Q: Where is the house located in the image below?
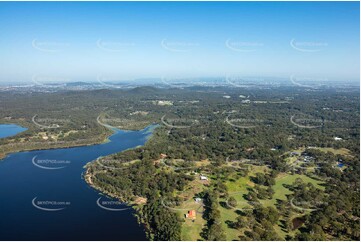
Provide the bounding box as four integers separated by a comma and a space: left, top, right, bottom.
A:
195, 198, 202, 203
334, 137, 343, 141
291, 152, 300, 156
200, 175, 208, 180
185, 210, 196, 220
160, 153, 167, 159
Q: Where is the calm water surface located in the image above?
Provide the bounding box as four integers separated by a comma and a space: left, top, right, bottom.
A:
0, 125, 157, 240
0, 124, 27, 138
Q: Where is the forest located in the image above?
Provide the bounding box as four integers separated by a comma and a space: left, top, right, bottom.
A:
1, 85, 360, 240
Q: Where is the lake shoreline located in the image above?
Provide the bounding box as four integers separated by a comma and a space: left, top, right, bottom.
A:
0, 130, 112, 160
0, 122, 157, 160
0, 123, 157, 240
84, 162, 150, 240
83, 124, 158, 241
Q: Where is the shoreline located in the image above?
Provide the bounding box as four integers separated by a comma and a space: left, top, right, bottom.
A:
0, 130, 113, 160
84, 166, 149, 240
0, 121, 157, 160
83, 124, 158, 241
1, 120, 157, 240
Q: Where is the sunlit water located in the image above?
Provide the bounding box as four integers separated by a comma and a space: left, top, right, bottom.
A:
0, 125, 157, 240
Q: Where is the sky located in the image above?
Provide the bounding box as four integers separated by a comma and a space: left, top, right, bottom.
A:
0, 1, 359, 83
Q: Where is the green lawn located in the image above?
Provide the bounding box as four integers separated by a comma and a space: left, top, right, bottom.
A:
218, 204, 241, 240
175, 178, 207, 240
315, 147, 351, 156
221, 166, 325, 240
261, 173, 325, 208
181, 213, 206, 241
219, 165, 269, 240
179, 163, 326, 241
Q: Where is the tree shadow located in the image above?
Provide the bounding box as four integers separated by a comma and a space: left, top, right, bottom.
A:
279, 219, 288, 232
225, 220, 236, 229
219, 201, 229, 209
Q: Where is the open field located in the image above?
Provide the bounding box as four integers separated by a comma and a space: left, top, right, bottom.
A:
218, 164, 325, 240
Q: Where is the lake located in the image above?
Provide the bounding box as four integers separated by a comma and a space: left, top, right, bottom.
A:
0, 124, 27, 138
0, 124, 157, 240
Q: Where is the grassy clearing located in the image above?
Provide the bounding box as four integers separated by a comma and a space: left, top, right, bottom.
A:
177, 161, 325, 241
174, 178, 207, 240
218, 205, 241, 240
262, 173, 325, 239
314, 147, 351, 156
286, 147, 351, 156
260, 173, 325, 208
181, 215, 206, 241
220, 164, 325, 240
217, 165, 270, 240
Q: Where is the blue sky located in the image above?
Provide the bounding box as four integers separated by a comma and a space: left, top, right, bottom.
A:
0, 1, 359, 83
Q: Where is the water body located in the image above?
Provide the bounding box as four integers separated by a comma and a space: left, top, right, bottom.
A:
0, 124, 27, 138
0, 125, 157, 240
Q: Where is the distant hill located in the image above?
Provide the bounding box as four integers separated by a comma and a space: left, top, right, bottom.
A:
127, 86, 160, 94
